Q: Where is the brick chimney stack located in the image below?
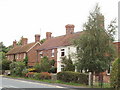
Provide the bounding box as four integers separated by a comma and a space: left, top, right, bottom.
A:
46, 32, 52, 40
13, 40, 17, 47
22, 38, 28, 45
35, 34, 40, 42
65, 24, 75, 35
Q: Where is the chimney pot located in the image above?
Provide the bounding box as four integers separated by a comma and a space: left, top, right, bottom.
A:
35, 34, 40, 42
22, 38, 28, 45
65, 24, 75, 35
46, 32, 52, 40
13, 40, 17, 47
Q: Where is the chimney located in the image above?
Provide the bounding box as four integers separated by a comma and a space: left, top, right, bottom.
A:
46, 32, 52, 40
22, 38, 28, 45
65, 24, 75, 35
13, 40, 17, 47
35, 34, 40, 42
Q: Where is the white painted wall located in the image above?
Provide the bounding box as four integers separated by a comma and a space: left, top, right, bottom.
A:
57, 45, 77, 73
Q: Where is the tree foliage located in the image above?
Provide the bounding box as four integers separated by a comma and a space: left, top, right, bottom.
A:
23, 56, 28, 67
10, 61, 26, 76
110, 58, 120, 88
61, 55, 75, 71
73, 4, 116, 73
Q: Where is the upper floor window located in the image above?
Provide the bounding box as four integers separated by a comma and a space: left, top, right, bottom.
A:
39, 51, 43, 58
61, 49, 65, 57
51, 49, 54, 57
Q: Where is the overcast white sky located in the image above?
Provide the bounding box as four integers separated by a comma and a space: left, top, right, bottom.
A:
0, 0, 119, 46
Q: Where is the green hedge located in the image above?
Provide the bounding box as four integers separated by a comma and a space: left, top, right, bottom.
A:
110, 58, 120, 88
57, 71, 88, 85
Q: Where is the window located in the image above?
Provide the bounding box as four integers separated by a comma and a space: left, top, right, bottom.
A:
106, 65, 111, 75
51, 49, 54, 57
61, 65, 65, 71
24, 53, 26, 59
61, 49, 65, 57
39, 51, 43, 58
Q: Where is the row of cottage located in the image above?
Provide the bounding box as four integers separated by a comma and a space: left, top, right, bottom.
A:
6, 24, 120, 74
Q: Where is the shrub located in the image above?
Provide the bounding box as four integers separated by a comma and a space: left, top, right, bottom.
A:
48, 67, 57, 73
40, 56, 51, 72
25, 72, 34, 78
22, 68, 29, 77
110, 58, 120, 88
57, 71, 88, 85
39, 72, 51, 80
2, 59, 12, 70
34, 63, 41, 73
28, 68, 36, 72
34, 73, 41, 80
10, 61, 26, 76
61, 55, 75, 71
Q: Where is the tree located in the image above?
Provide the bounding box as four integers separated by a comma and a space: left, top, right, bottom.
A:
40, 56, 51, 72
40, 39, 46, 44
23, 56, 28, 67
61, 55, 75, 71
73, 4, 116, 86
110, 58, 120, 89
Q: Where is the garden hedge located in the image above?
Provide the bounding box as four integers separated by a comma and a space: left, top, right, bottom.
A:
57, 71, 88, 85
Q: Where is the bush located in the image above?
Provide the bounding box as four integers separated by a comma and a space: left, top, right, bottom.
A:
110, 58, 120, 88
34, 73, 41, 80
48, 67, 57, 73
34, 63, 41, 73
10, 61, 26, 76
25, 72, 34, 78
22, 68, 29, 77
2, 59, 12, 70
40, 72, 51, 80
57, 71, 88, 85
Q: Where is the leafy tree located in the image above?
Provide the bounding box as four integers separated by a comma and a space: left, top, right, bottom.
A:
2, 59, 12, 70
49, 59, 55, 66
61, 55, 75, 71
73, 4, 116, 86
110, 58, 120, 89
17, 36, 23, 45
23, 56, 28, 67
10, 61, 26, 76
40, 56, 51, 72
40, 38, 46, 44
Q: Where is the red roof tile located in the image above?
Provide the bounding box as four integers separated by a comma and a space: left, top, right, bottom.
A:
6, 42, 36, 55
38, 32, 83, 50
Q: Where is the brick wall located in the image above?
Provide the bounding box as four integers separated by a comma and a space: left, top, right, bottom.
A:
38, 48, 57, 67
27, 43, 40, 66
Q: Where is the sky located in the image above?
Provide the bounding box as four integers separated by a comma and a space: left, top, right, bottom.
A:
0, 0, 119, 46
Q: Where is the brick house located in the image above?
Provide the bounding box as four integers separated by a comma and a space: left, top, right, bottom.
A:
37, 24, 83, 72
6, 34, 41, 67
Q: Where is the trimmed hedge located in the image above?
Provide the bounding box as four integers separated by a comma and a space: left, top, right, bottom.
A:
57, 71, 88, 85
110, 58, 120, 88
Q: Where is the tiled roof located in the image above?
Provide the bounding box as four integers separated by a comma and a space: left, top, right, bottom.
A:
6, 42, 36, 55
37, 32, 83, 50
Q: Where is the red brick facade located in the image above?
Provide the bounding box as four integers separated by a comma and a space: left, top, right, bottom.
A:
37, 48, 57, 67
6, 34, 41, 67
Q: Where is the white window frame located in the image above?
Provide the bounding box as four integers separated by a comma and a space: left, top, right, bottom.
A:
61, 49, 65, 57
39, 51, 43, 58
51, 49, 54, 57
24, 53, 26, 59
106, 65, 111, 75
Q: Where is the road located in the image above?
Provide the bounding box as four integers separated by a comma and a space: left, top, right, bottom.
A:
1, 76, 67, 89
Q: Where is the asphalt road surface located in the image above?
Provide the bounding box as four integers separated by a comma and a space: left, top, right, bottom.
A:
1, 76, 67, 89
